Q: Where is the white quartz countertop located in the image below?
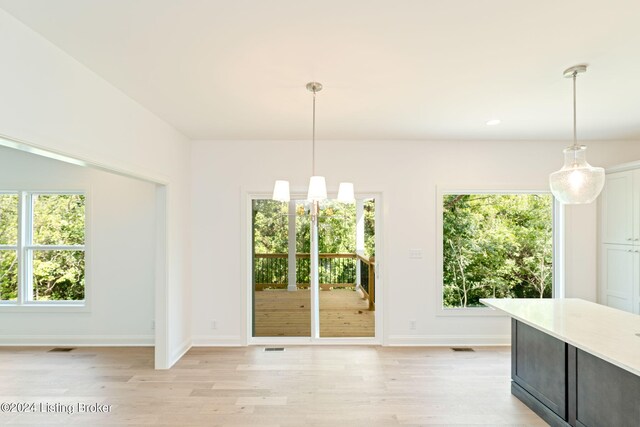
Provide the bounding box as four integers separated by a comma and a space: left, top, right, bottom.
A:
480, 298, 640, 377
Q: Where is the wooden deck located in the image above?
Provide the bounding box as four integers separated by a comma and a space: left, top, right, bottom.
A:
254, 289, 374, 337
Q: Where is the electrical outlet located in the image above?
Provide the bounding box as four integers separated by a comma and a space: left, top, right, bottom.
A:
211, 320, 217, 330
409, 249, 423, 259
410, 320, 417, 330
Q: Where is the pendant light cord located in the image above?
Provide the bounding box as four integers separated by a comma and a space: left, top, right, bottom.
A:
312, 88, 316, 176
572, 71, 578, 148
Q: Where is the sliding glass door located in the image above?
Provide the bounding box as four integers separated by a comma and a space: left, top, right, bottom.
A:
251, 197, 377, 339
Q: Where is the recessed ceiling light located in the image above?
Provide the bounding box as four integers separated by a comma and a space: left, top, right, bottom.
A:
486, 119, 501, 126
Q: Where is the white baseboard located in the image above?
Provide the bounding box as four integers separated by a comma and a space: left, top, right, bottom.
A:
0, 334, 154, 346
191, 335, 243, 347
190, 334, 509, 347
169, 337, 192, 366
386, 334, 510, 346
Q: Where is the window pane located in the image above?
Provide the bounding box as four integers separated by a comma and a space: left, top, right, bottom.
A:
0, 250, 18, 301
364, 198, 375, 257
33, 194, 85, 245
32, 250, 85, 301
442, 194, 553, 308
0, 194, 18, 245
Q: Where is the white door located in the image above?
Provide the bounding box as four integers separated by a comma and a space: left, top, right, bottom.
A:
601, 171, 635, 245
601, 244, 636, 313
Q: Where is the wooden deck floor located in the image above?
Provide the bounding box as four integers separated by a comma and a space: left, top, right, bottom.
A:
254, 289, 374, 337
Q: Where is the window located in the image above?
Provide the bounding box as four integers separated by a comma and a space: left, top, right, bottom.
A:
441, 193, 553, 308
0, 192, 85, 305
0, 194, 19, 301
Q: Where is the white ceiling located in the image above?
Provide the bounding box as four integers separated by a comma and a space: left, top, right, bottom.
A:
2, 0, 640, 141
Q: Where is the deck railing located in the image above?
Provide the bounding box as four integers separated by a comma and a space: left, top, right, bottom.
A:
254, 252, 375, 309
254, 253, 356, 288
357, 252, 376, 310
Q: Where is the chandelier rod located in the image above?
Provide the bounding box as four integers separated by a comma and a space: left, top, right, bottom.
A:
312, 87, 316, 176
572, 70, 578, 148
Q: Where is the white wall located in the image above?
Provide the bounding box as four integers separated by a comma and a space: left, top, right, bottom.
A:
190, 139, 640, 345
1, 5, 637, 357
0, 147, 156, 344
0, 9, 191, 367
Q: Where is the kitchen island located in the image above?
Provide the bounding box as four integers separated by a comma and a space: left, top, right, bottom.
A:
481, 298, 640, 427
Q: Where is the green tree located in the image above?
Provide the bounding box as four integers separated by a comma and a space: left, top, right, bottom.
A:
252, 198, 376, 287
0, 193, 85, 301
318, 200, 356, 253
364, 199, 375, 257
252, 200, 288, 254
443, 194, 553, 308
32, 194, 86, 300
0, 194, 19, 300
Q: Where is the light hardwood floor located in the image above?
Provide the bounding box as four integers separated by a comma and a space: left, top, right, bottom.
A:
254, 289, 374, 337
0, 346, 545, 426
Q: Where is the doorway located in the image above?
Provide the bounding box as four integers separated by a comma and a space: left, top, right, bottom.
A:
249, 195, 380, 342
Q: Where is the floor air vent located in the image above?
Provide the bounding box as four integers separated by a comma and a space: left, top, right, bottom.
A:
264, 347, 285, 352
48, 347, 75, 352
451, 347, 474, 352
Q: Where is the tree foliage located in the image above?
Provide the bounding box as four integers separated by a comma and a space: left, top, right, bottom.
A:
0, 194, 18, 300
33, 194, 85, 300
252, 198, 375, 286
252, 200, 289, 254
363, 199, 375, 257
443, 194, 553, 308
0, 193, 85, 301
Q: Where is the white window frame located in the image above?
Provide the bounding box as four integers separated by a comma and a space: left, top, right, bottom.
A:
436, 186, 564, 317
0, 190, 87, 310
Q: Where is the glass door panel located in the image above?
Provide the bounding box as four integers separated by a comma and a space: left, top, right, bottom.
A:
318, 198, 376, 337
252, 199, 310, 337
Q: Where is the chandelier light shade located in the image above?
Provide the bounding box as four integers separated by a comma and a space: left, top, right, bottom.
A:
307, 176, 327, 201
337, 182, 355, 203
549, 146, 605, 204
272, 180, 290, 202
549, 64, 605, 204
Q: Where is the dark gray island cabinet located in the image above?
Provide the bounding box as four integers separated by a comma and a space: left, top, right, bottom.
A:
481, 298, 640, 427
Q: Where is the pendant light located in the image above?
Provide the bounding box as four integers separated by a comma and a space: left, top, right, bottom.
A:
549, 65, 605, 204
272, 82, 355, 204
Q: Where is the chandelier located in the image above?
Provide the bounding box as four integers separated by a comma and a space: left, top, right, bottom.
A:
272, 82, 354, 204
